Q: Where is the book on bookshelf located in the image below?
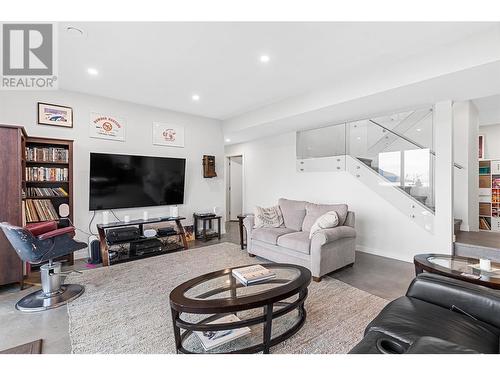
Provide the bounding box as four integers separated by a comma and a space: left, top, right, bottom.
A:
479, 217, 491, 230
24, 199, 59, 222
26, 187, 68, 197
232, 265, 276, 286
26, 167, 68, 182
194, 314, 251, 351
25, 146, 69, 163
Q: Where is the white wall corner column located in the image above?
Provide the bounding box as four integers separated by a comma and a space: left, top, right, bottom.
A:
453, 101, 479, 231
434, 100, 454, 253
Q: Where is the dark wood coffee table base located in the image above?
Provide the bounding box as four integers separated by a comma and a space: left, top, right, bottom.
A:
171, 289, 308, 354
170, 264, 311, 354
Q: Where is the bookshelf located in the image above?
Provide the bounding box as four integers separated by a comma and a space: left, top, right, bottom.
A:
0, 125, 74, 288
478, 159, 500, 231
23, 137, 74, 267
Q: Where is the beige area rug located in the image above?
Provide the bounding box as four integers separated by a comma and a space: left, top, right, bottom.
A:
66, 242, 388, 354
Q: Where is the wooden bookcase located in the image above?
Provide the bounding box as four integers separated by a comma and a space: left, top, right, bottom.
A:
0, 125, 26, 287
478, 159, 500, 231
0, 124, 74, 287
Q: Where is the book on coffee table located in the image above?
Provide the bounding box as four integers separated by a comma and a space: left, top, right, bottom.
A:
194, 314, 251, 351
232, 265, 276, 286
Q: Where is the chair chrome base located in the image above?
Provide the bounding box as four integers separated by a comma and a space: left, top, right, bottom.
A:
16, 284, 84, 312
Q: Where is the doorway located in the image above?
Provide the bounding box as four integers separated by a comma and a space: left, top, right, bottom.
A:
226, 155, 243, 221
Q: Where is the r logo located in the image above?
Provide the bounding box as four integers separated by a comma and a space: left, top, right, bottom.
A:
2, 24, 53, 76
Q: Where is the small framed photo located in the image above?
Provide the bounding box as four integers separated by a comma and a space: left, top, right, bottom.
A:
38, 102, 73, 128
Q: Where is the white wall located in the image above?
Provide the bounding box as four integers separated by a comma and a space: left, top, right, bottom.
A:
453, 101, 479, 231
480, 123, 500, 160
228, 156, 243, 220
225, 132, 440, 262
0, 90, 225, 258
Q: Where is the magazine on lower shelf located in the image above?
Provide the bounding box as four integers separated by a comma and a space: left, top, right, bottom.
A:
232, 265, 276, 286
194, 314, 251, 351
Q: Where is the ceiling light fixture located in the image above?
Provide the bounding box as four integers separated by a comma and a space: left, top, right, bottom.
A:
416, 128, 422, 132
259, 55, 270, 63
87, 68, 99, 76
225, 138, 231, 142
192, 94, 200, 101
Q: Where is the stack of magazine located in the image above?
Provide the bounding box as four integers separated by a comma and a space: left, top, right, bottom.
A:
194, 314, 251, 351
232, 265, 276, 286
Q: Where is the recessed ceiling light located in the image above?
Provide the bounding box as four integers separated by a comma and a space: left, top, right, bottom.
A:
87, 67, 98, 76
225, 138, 231, 142
192, 94, 200, 101
416, 128, 422, 132
259, 55, 270, 63
66, 26, 84, 37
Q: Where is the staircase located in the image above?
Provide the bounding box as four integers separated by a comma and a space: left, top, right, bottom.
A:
357, 157, 432, 210
296, 107, 438, 233
297, 154, 435, 233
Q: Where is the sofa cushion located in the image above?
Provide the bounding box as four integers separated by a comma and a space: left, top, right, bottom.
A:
302, 203, 348, 232
278, 198, 307, 231
251, 227, 295, 245
277, 231, 311, 255
366, 296, 500, 354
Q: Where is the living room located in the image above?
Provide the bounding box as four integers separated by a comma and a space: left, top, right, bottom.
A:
1, 1, 500, 373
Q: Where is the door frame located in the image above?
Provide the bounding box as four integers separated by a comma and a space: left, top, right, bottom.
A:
225, 154, 245, 222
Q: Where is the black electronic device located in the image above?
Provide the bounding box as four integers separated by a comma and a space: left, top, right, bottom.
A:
106, 226, 141, 244
89, 152, 186, 210
157, 227, 177, 236
194, 212, 216, 218
88, 237, 102, 264
130, 238, 163, 256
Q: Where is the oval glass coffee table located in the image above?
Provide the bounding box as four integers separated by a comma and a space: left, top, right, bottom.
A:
169, 263, 311, 354
414, 254, 500, 289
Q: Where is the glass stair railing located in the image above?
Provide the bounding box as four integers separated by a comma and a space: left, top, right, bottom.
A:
346, 115, 435, 212
296, 106, 441, 212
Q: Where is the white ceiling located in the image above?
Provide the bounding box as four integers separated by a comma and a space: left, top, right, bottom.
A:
58, 22, 498, 120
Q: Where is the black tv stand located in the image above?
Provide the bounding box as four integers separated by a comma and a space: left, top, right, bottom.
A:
96, 216, 188, 266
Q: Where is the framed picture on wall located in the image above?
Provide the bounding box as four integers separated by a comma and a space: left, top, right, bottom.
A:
479, 134, 485, 159
37, 102, 73, 128
152, 122, 185, 148
90, 112, 126, 142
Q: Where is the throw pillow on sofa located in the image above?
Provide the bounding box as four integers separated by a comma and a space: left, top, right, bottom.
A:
302, 202, 348, 232
309, 211, 339, 239
254, 205, 284, 228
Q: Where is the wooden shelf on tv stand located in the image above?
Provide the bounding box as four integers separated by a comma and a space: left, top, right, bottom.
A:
96, 216, 188, 267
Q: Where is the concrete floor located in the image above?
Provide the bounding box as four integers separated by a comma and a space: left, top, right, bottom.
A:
0, 222, 414, 353
456, 230, 500, 248
454, 230, 500, 262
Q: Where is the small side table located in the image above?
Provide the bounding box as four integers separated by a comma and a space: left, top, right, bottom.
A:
237, 214, 247, 250
193, 214, 222, 242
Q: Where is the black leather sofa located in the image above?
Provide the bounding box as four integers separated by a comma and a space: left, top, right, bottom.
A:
350, 273, 500, 354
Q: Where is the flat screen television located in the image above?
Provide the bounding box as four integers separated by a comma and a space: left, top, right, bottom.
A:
89, 152, 186, 210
